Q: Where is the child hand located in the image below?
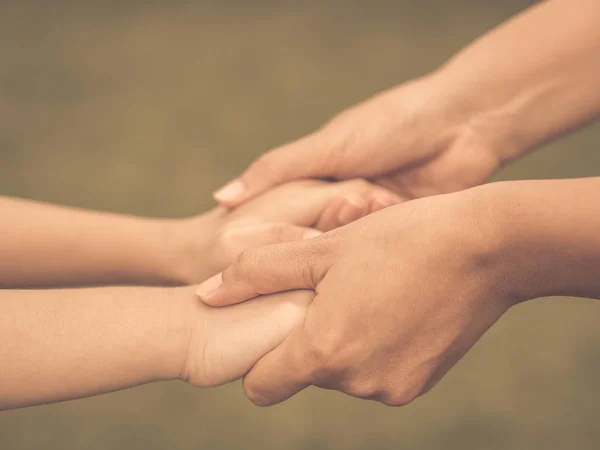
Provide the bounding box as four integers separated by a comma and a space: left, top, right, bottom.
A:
177, 179, 401, 282
178, 287, 314, 388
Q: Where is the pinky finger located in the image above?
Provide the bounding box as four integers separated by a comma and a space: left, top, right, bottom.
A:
314, 197, 348, 232
367, 191, 403, 215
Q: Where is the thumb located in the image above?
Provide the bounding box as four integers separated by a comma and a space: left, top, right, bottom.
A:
213, 133, 331, 207
242, 325, 312, 406
196, 238, 330, 307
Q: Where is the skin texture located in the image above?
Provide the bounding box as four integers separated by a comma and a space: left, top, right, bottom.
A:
213, 0, 600, 206
0, 179, 399, 288
0, 285, 313, 410
0, 179, 393, 410
190, 179, 401, 282
198, 178, 600, 406
198, 0, 600, 407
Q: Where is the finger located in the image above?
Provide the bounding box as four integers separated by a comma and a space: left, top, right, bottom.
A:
230, 223, 323, 249
314, 197, 346, 231
316, 188, 404, 231
196, 239, 329, 307
242, 327, 312, 406
213, 133, 330, 207
336, 194, 369, 227
315, 195, 367, 231
367, 190, 403, 215
200, 290, 313, 388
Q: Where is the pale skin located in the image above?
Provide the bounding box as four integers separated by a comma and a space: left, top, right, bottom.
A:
0, 179, 398, 288
214, 0, 600, 205
0, 286, 313, 410
0, 179, 397, 410
200, 0, 600, 406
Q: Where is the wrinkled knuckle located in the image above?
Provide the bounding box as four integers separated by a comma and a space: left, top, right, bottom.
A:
303, 235, 339, 266
231, 248, 258, 279
235, 247, 255, 267
270, 245, 322, 288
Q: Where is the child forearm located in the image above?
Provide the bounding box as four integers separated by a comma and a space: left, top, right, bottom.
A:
0, 196, 198, 287
0, 285, 313, 410
0, 286, 190, 410
0, 180, 397, 288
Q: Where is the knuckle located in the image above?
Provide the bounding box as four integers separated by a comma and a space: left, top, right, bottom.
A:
224, 248, 258, 283
303, 331, 348, 385
269, 244, 322, 288
304, 233, 340, 266
216, 227, 242, 259
235, 247, 257, 269
304, 337, 337, 376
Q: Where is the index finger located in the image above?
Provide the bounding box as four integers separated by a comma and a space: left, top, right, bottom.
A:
213, 133, 330, 207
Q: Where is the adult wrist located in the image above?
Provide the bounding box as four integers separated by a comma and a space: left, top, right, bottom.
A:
470, 179, 600, 303
426, 65, 531, 167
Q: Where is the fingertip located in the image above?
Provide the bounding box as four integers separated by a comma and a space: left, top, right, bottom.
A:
243, 382, 274, 407
338, 194, 368, 225
368, 192, 399, 214
213, 179, 249, 206
368, 196, 388, 214
302, 228, 323, 240
195, 273, 223, 304
242, 363, 306, 407
314, 197, 347, 232
241, 328, 311, 406
345, 193, 368, 209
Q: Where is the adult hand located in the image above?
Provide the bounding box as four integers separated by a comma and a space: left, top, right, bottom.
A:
175, 179, 400, 284
198, 185, 516, 406
214, 0, 600, 208
200, 178, 600, 406
213, 74, 501, 206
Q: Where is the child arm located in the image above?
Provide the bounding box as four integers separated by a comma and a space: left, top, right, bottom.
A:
0, 286, 311, 410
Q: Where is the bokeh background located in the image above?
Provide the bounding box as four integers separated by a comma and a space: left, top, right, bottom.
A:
1, 1, 600, 449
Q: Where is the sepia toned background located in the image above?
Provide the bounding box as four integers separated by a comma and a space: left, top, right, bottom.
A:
2, 1, 600, 449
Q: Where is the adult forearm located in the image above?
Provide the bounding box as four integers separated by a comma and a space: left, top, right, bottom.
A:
0, 286, 190, 410
435, 0, 600, 163
476, 178, 600, 302
0, 196, 197, 287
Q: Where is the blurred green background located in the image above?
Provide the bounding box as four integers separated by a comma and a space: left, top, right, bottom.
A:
1, 1, 600, 449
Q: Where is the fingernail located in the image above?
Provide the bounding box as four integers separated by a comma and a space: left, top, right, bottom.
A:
213, 179, 246, 203
338, 195, 365, 224
345, 194, 366, 209
302, 229, 323, 240
196, 273, 223, 299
